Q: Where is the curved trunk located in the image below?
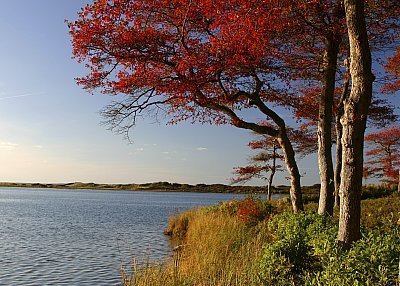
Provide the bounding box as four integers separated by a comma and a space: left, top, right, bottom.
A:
339, 0, 374, 248
317, 38, 340, 216
267, 148, 277, 201
204, 83, 304, 213
277, 130, 304, 212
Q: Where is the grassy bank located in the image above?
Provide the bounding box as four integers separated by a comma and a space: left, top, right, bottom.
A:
123, 190, 400, 285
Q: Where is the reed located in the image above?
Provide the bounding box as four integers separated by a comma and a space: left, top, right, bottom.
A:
123, 205, 271, 285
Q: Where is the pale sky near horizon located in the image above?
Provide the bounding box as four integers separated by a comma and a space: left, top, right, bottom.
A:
0, 1, 396, 186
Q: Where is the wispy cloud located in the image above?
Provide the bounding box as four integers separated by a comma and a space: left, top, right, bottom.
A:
196, 147, 208, 152
135, 148, 144, 151
196, 147, 208, 151
0, 92, 42, 101
0, 141, 19, 150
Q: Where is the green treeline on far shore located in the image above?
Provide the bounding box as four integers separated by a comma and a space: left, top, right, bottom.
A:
0, 182, 396, 201
0, 181, 297, 194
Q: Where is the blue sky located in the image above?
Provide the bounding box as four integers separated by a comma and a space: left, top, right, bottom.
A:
0, 0, 393, 186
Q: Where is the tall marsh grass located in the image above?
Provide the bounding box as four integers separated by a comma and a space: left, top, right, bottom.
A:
123, 194, 400, 286
123, 200, 274, 285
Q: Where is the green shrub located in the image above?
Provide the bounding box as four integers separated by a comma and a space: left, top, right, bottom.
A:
259, 212, 337, 285
361, 196, 400, 229
259, 211, 400, 286
304, 228, 400, 286
362, 184, 396, 200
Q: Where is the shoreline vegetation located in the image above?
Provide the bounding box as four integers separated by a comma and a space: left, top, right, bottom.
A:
124, 185, 400, 285
0, 182, 394, 203
0, 181, 297, 194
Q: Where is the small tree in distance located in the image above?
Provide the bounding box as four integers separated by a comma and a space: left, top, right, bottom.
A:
231, 136, 283, 201
364, 126, 400, 186
232, 128, 317, 200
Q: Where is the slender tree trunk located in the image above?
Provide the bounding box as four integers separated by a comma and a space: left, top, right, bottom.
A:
318, 38, 340, 216
334, 117, 343, 208
338, 0, 374, 248
335, 61, 350, 208
398, 169, 400, 193
267, 146, 277, 201
267, 178, 272, 201
278, 130, 304, 212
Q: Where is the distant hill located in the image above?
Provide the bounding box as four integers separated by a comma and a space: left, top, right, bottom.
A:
0, 181, 301, 194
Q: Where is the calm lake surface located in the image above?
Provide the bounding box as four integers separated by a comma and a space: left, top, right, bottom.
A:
0, 187, 282, 285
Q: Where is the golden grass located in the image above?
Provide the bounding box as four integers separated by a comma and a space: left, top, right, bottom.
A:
124, 208, 269, 285
123, 194, 400, 286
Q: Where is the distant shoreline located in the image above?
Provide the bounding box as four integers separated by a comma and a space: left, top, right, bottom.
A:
0, 181, 304, 194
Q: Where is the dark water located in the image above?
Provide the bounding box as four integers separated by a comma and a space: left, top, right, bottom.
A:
0, 188, 281, 285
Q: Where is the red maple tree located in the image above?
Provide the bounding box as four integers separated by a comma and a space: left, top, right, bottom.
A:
68, 0, 397, 245
68, 0, 309, 212
364, 126, 400, 186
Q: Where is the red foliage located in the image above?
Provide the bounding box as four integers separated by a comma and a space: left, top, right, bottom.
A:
68, 1, 288, 119
384, 38, 400, 93
236, 197, 267, 225
68, 1, 399, 125
364, 126, 400, 185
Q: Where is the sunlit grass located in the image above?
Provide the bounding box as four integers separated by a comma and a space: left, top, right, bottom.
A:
122, 190, 400, 286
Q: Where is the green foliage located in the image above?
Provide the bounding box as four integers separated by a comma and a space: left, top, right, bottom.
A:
361, 195, 400, 229
259, 211, 400, 286
304, 228, 400, 286
259, 212, 337, 285
362, 184, 396, 200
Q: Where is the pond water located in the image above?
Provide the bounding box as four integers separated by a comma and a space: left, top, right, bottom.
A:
0, 187, 282, 285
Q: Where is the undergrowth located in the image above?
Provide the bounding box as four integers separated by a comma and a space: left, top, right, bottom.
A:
123, 193, 400, 286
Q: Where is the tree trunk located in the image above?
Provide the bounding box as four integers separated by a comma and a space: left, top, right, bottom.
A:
334, 116, 343, 208
267, 178, 272, 201
278, 130, 304, 212
334, 60, 350, 208
338, 0, 374, 248
318, 38, 340, 216
207, 83, 304, 213
398, 169, 400, 193
267, 147, 277, 201
334, 115, 342, 208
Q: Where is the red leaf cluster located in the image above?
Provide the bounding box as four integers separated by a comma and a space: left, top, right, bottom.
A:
236, 197, 267, 225
364, 126, 400, 185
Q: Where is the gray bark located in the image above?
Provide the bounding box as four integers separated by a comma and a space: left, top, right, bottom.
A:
318, 38, 340, 216
338, 0, 374, 248
277, 130, 304, 213
334, 120, 343, 208
334, 60, 350, 208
